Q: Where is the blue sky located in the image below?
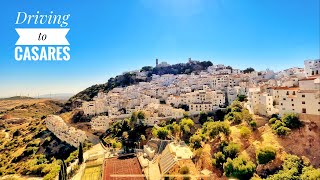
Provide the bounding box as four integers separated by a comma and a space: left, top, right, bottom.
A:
0, 0, 319, 97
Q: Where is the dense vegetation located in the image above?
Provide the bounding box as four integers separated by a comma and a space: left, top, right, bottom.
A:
266, 155, 320, 180
269, 113, 302, 136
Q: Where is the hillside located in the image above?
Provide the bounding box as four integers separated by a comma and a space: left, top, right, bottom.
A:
62, 60, 213, 112
0, 99, 90, 180
0, 96, 34, 100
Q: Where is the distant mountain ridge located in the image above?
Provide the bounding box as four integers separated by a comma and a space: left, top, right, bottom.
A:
0, 96, 34, 100
36, 93, 74, 100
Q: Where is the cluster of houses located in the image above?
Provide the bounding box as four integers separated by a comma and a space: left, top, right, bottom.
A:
45, 115, 87, 147
81, 59, 320, 132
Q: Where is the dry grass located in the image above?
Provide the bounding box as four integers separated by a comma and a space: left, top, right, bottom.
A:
82, 165, 102, 180
0, 99, 49, 113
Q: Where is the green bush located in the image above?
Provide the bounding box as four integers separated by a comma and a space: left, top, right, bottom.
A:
212, 151, 225, 169
282, 113, 302, 129
223, 142, 240, 159
225, 112, 242, 124
269, 118, 278, 124
202, 121, 230, 139
267, 154, 302, 180
271, 120, 285, 130
223, 156, 256, 179
256, 146, 276, 164
301, 166, 320, 180
274, 126, 291, 136
240, 126, 252, 139
249, 120, 257, 129
199, 112, 208, 125
189, 134, 203, 149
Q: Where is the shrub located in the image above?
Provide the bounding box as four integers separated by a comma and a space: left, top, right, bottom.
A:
199, 112, 208, 125
241, 109, 253, 122
301, 166, 320, 180
240, 126, 252, 139
223, 156, 256, 179
237, 95, 247, 102
189, 134, 203, 149
271, 120, 285, 130
267, 154, 303, 180
223, 142, 240, 159
202, 121, 230, 139
225, 112, 242, 124
269, 118, 278, 124
275, 126, 291, 136
212, 152, 225, 169
256, 146, 276, 164
250, 120, 257, 130
282, 113, 302, 129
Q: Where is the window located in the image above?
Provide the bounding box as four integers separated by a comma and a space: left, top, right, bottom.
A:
292, 91, 296, 95
286, 91, 289, 95
302, 94, 305, 98
292, 104, 294, 106
302, 101, 305, 104
291, 99, 293, 101
283, 98, 286, 100
302, 108, 306, 113
281, 103, 283, 105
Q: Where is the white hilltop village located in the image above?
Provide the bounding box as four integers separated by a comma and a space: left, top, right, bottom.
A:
44, 58, 320, 179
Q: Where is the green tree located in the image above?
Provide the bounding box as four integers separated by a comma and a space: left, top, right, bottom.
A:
225, 112, 242, 124
274, 126, 291, 136
172, 122, 181, 138
78, 142, 83, 165
282, 113, 302, 129
179, 118, 194, 134
223, 156, 256, 179
240, 126, 252, 139
189, 134, 203, 149
301, 166, 320, 180
202, 121, 230, 139
157, 127, 169, 140
212, 151, 226, 169
237, 95, 247, 102
267, 154, 303, 180
223, 142, 240, 159
269, 117, 278, 124
256, 146, 276, 164
59, 159, 67, 180
199, 112, 208, 125
249, 120, 257, 130
243, 67, 255, 74
137, 111, 145, 119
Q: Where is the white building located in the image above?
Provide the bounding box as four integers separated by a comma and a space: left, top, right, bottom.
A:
304, 59, 320, 77
45, 115, 87, 147
90, 116, 110, 132
277, 76, 320, 117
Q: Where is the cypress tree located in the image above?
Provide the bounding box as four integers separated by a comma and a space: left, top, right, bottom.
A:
78, 142, 84, 164
59, 159, 67, 180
